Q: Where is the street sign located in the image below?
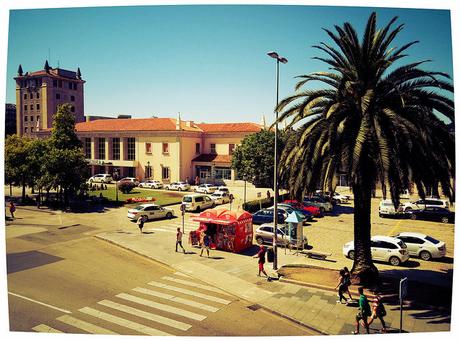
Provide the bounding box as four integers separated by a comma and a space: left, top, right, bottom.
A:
180, 203, 186, 212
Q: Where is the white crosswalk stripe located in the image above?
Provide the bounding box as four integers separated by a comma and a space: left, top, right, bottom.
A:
148, 281, 231, 305
56, 315, 118, 334
98, 299, 192, 331
79, 306, 172, 336
32, 324, 63, 333
116, 293, 207, 321
132, 287, 219, 313
174, 271, 191, 278
161, 276, 230, 296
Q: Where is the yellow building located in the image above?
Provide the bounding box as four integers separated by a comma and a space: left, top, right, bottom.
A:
76, 116, 262, 184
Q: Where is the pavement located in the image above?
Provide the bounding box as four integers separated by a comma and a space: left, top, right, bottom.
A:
95, 217, 451, 335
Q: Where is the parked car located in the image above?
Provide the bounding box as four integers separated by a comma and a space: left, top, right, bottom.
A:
315, 190, 350, 204
282, 199, 322, 217
252, 208, 286, 225
303, 196, 333, 213
400, 198, 449, 212
210, 191, 230, 205
343, 236, 409, 266
165, 182, 191, 191
182, 194, 215, 212
379, 199, 403, 217
254, 223, 308, 248
138, 180, 163, 189
119, 177, 140, 186
217, 186, 230, 194
127, 203, 174, 221
195, 184, 218, 194
275, 204, 313, 222
404, 207, 454, 223
393, 232, 446, 261
88, 174, 113, 184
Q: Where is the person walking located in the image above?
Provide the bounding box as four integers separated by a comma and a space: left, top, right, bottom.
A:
343, 267, 353, 301
200, 232, 211, 257
176, 228, 186, 253
253, 245, 268, 277
368, 295, 387, 333
353, 287, 371, 334
335, 269, 348, 304
9, 201, 16, 219
136, 215, 146, 233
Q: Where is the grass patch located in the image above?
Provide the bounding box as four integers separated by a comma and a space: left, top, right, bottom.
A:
89, 187, 185, 206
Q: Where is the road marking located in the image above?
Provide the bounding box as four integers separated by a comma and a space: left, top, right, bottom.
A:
56, 315, 118, 334
79, 306, 171, 336
148, 282, 231, 305
133, 287, 219, 312
161, 276, 230, 295
8, 292, 72, 314
174, 272, 191, 278
98, 299, 191, 331
116, 293, 206, 321
32, 324, 63, 333
389, 218, 403, 236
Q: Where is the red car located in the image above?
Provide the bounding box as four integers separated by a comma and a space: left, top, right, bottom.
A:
282, 199, 322, 217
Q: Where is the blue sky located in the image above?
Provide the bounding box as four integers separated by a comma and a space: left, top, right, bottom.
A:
5, 5, 453, 123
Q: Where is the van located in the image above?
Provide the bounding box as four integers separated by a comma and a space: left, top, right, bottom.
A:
182, 194, 215, 212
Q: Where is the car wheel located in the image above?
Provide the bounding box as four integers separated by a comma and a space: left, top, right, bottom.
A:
211, 203, 216, 208
348, 250, 355, 260
379, 213, 383, 218
389, 256, 401, 266
256, 237, 264, 245
420, 250, 432, 261
441, 216, 449, 224
166, 212, 173, 219
410, 214, 417, 220
196, 206, 201, 212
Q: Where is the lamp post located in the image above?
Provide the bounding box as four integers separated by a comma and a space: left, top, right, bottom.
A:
114, 169, 119, 203
267, 51, 288, 270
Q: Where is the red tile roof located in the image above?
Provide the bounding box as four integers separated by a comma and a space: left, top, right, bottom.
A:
197, 122, 262, 133
192, 154, 232, 163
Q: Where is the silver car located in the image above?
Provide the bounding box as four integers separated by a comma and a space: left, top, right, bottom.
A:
394, 232, 446, 261
254, 223, 308, 248
127, 204, 175, 221
210, 191, 230, 205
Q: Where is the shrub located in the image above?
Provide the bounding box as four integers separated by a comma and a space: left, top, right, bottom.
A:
118, 181, 136, 194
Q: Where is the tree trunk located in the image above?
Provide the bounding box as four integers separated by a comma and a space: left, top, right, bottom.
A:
351, 182, 379, 286
22, 183, 26, 201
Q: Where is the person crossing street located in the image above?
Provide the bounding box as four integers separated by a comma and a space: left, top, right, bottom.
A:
175, 228, 186, 253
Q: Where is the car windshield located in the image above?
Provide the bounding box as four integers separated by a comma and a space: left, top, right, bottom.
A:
183, 197, 192, 202
134, 205, 144, 211
425, 236, 440, 244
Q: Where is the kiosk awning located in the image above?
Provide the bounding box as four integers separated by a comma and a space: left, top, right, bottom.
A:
191, 217, 235, 225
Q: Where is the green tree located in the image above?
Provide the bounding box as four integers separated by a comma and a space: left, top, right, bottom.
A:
232, 129, 288, 188
275, 13, 454, 284
5, 135, 31, 200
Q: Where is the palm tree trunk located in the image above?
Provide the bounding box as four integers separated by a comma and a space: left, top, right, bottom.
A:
351, 182, 379, 285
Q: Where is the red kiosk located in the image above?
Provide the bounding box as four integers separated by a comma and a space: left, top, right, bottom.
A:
189, 208, 253, 253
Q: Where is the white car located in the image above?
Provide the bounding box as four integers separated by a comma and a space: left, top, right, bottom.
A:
138, 180, 163, 189
400, 198, 448, 212
393, 232, 446, 261
379, 199, 403, 217
217, 186, 230, 194
182, 194, 215, 212
119, 177, 140, 186
343, 236, 410, 266
195, 184, 218, 194
254, 223, 308, 248
303, 196, 333, 212
210, 191, 230, 205
127, 204, 175, 221
88, 174, 113, 183
165, 182, 191, 191
315, 190, 350, 204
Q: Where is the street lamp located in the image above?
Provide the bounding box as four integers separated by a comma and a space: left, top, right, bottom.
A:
114, 169, 119, 203
267, 51, 288, 271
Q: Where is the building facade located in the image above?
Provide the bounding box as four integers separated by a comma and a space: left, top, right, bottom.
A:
14, 61, 85, 136
75, 117, 262, 184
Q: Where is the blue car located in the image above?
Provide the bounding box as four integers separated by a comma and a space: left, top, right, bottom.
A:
404, 207, 454, 224
252, 208, 286, 225
277, 203, 313, 221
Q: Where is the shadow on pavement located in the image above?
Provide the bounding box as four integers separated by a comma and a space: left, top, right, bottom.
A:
7, 251, 64, 274
328, 205, 354, 216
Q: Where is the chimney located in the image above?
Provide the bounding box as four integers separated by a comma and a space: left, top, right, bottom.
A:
176, 112, 181, 130
186, 120, 194, 128
18, 64, 23, 76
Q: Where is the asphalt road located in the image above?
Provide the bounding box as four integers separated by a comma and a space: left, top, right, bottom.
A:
6, 207, 313, 336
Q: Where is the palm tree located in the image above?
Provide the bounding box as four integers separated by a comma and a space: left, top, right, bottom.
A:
276, 12, 454, 284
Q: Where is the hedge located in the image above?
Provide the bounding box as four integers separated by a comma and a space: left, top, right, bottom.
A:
242, 193, 290, 213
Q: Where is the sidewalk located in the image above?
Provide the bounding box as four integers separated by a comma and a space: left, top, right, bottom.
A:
95, 227, 450, 335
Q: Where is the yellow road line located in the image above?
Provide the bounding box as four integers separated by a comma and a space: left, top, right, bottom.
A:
388, 218, 403, 236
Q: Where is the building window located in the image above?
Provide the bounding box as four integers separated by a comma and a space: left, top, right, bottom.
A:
112, 138, 120, 160
31, 127, 34, 132
162, 166, 170, 180
84, 138, 91, 158
162, 142, 169, 154
71, 106, 75, 112
73, 83, 77, 90
24, 93, 27, 99
127, 138, 136, 160
30, 115, 34, 121
210, 143, 216, 154
24, 127, 28, 133
196, 143, 200, 154
36, 115, 40, 122
98, 138, 106, 160
229, 144, 235, 155
215, 168, 232, 180
71, 95, 75, 101
36, 92, 40, 99
36, 104, 40, 110
145, 142, 152, 154
29, 105, 34, 112
68, 82, 73, 89
58, 80, 62, 88
24, 116, 28, 122
53, 80, 57, 87
24, 105, 27, 111
56, 93, 61, 100
30, 93, 33, 99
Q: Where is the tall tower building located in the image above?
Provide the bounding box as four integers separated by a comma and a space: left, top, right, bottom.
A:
14, 61, 85, 136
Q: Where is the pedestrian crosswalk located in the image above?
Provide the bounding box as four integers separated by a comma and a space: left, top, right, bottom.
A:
145, 220, 198, 234
31, 272, 234, 336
